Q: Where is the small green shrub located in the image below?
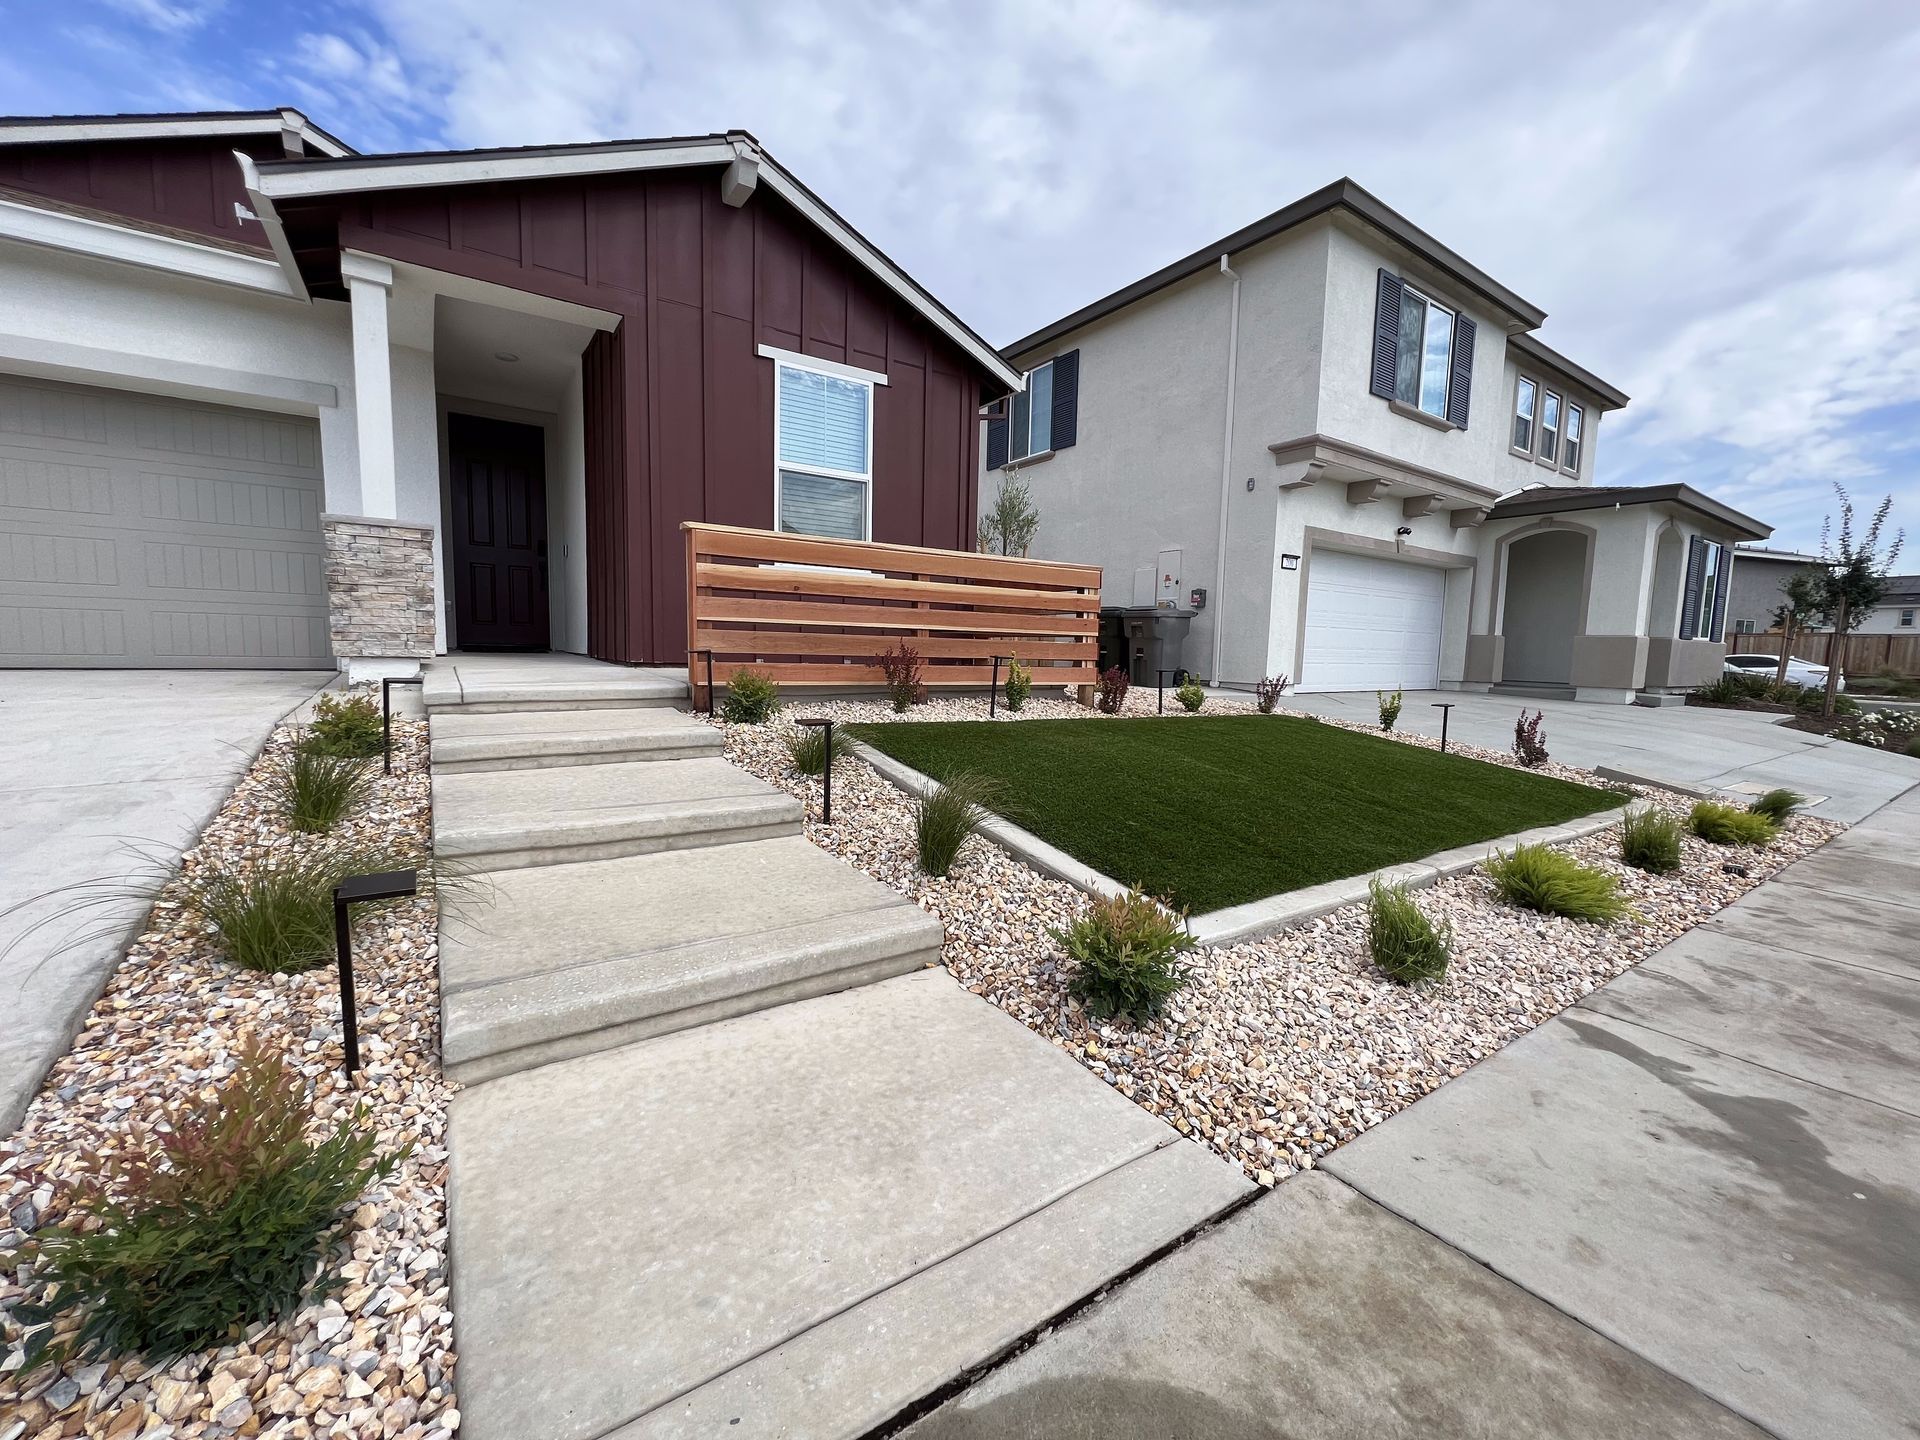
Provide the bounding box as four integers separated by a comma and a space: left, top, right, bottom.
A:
270, 748, 376, 834
1748, 788, 1805, 824
1794, 685, 1857, 715
1003, 655, 1032, 713
1484, 843, 1629, 923
878, 641, 927, 712
12, 1044, 405, 1371
1688, 801, 1777, 847
1619, 808, 1683, 875
1366, 878, 1451, 984
184, 841, 445, 973
785, 723, 850, 776
914, 772, 1002, 877
1254, 674, 1290, 714
1377, 689, 1403, 731
720, 669, 781, 724
1095, 666, 1130, 715
1908, 734, 1920, 758
303, 691, 383, 759
1056, 891, 1194, 1022
1174, 678, 1206, 712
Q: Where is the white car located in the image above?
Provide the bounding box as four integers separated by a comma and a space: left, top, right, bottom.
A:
1723, 653, 1843, 692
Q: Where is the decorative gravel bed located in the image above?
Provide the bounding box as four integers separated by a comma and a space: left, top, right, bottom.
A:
717, 688, 1840, 1187
0, 713, 458, 1440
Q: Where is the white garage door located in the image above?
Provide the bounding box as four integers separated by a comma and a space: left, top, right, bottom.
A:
1299, 549, 1445, 691
0, 375, 332, 669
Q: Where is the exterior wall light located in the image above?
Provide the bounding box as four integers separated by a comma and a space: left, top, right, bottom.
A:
1281, 554, 1301, 571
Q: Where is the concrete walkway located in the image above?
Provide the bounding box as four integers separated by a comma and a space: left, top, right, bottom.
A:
1285, 689, 1917, 821
909, 784, 1920, 1439
0, 670, 325, 1135
430, 656, 1253, 1439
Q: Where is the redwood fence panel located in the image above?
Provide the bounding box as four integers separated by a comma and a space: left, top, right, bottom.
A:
684, 522, 1102, 707
1727, 630, 1920, 677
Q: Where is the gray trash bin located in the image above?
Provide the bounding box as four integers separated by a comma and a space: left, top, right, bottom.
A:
1116, 607, 1195, 686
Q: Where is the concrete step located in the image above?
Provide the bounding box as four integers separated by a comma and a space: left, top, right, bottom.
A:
430, 707, 723, 772
439, 836, 943, 1082
1493, 683, 1577, 701
422, 655, 689, 713
447, 971, 1254, 1440
432, 758, 801, 871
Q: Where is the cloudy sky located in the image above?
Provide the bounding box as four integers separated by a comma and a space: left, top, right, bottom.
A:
5, 0, 1915, 552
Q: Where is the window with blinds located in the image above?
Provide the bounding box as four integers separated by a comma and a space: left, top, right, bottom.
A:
774, 360, 873, 540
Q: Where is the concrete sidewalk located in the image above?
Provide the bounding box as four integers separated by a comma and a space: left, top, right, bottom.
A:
908, 785, 1919, 1440
1284, 689, 1916, 821
0, 669, 324, 1134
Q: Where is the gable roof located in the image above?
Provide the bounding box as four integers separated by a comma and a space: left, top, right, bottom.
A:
1508, 332, 1629, 410
0, 108, 355, 159
1489, 483, 1770, 541
251, 130, 1022, 390
1003, 178, 1550, 360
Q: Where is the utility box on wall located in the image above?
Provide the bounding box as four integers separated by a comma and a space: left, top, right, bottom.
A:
1156, 549, 1184, 610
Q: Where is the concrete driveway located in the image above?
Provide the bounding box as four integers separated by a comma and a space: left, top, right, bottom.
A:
1285, 690, 1917, 822
0, 670, 325, 1134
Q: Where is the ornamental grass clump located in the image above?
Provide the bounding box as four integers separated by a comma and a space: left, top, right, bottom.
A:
785, 722, 850, 776
1748, 788, 1806, 824
1687, 800, 1777, 847
1619, 807, 1683, 875
1056, 890, 1194, 1023
268, 748, 377, 834
1095, 666, 1130, 714
1003, 655, 1032, 713
12, 1043, 406, 1371
1366, 877, 1451, 985
301, 691, 383, 759
1484, 842, 1629, 923
720, 669, 781, 724
1254, 674, 1291, 714
1174, 678, 1206, 712
914, 771, 1003, 877
1377, 689, 1403, 731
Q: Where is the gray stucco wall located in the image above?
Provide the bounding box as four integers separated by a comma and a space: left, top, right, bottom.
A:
1501, 528, 1586, 683
1725, 554, 1807, 635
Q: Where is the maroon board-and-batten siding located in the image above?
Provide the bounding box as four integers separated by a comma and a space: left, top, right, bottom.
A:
302, 171, 990, 666
0, 136, 285, 248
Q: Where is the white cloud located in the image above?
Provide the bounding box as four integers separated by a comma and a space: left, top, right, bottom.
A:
101, 0, 225, 34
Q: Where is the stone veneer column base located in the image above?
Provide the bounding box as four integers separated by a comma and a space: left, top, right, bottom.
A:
322, 513, 436, 675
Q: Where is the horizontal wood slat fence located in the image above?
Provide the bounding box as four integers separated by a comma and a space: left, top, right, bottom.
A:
684, 522, 1102, 707
1727, 630, 1920, 677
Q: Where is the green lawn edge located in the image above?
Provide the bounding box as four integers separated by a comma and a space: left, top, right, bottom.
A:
848, 714, 1620, 913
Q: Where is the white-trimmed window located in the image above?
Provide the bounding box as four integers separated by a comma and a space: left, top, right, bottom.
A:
764, 348, 880, 541
1902, 608, 1916, 628
1563, 403, 1584, 473
1512, 376, 1537, 452
1394, 286, 1455, 418
1538, 390, 1562, 465
1010, 358, 1055, 460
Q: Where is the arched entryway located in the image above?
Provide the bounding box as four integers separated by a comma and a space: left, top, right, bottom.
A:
1648, 524, 1684, 638
1500, 528, 1589, 685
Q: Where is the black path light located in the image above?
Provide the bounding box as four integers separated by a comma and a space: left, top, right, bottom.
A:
1431, 701, 1457, 753
382, 675, 425, 774
332, 869, 418, 1078
688, 648, 716, 714
795, 717, 836, 823
990, 655, 1011, 717
1156, 667, 1179, 715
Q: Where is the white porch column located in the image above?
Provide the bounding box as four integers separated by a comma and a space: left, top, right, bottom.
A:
342, 251, 397, 519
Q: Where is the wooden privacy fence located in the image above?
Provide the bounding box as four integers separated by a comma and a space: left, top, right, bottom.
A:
684, 522, 1102, 708
1728, 630, 1920, 677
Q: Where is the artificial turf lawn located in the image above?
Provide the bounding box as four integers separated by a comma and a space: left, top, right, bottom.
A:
849, 714, 1620, 914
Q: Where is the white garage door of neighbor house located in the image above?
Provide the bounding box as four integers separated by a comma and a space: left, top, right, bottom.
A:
0, 375, 333, 669
1299, 550, 1445, 692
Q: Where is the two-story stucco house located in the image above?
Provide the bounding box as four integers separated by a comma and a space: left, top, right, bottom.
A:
982, 180, 1771, 703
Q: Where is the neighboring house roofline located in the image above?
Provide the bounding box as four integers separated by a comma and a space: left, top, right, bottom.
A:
254, 130, 1021, 390
1507, 332, 1628, 410
0, 108, 355, 158
1000, 177, 1555, 364
1734, 545, 1825, 565
1488, 483, 1771, 540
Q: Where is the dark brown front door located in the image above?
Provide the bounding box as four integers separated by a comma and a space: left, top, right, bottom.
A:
448, 414, 549, 650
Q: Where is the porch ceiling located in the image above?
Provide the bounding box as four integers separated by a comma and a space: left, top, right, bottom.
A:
434, 295, 595, 409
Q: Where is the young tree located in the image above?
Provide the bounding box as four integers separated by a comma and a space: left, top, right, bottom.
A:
978, 472, 1041, 557
1814, 484, 1905, 717
1770, 566, 1825, 688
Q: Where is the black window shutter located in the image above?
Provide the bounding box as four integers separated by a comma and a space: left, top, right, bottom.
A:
1680, 537, 1706, 638
1447, 313, 1475, 428
1370, 269, 1403, 400
985, 410, 1008, 470
1709, 549, 1730, 640
1049, 350, 1079, 450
